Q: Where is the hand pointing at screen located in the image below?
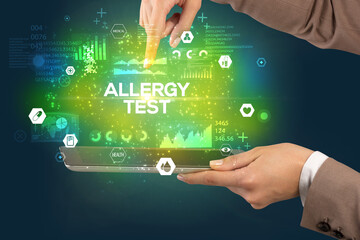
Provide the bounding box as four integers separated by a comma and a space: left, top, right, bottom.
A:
139, 0, 201, 68
140, 0, 360, 69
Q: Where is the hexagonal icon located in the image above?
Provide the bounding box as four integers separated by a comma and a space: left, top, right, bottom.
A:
156, 157, 176, 176
181, 31, 194, 44
63, 134, 78, 148
218, 55, 232, 68
65, 66, 75, 75
109, 147, 126, 164
28, 108, 46, 124
256, 58, 267, 67
111, 24, 127, 39
220, 144, 233, 157
240, 103, 255, 118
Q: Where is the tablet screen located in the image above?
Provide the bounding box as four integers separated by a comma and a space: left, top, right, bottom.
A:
60, 147, 240, 168
23, 9, 280, 167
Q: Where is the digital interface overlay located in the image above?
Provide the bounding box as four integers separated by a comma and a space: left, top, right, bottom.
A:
9, 6, 282, 167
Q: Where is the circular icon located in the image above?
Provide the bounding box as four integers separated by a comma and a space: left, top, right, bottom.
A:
136, 130, 148, 142
186, 50, 193, 59
89, 130, 101, 142
121, 130, 132, 143
56, 117, 68, 129
64, 15, 71, 22
33, 55, 45, 68
258, 110, 271, 123
106, 131, 117, 142
58, 75, 71, 87
14, 129, 27, 143
55, 152, 65, 162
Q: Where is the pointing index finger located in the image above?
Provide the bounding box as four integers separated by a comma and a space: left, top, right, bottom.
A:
144, 7, 166, 69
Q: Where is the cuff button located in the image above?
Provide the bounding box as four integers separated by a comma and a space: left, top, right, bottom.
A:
317, 218, 331, 232
332, 228, 344, 239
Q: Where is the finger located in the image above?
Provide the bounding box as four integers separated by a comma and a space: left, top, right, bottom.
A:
177, 170, 239, 187
170, 1, 201, 47
144, 7, 166, 69
139, 2, 144, 28
210, 149, 261, 171
163, 13, 181, 38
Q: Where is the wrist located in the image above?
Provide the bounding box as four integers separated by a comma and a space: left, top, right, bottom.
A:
299, 151, 329, 206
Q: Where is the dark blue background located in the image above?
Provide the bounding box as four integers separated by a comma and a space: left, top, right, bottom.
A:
4, 0, 360, 239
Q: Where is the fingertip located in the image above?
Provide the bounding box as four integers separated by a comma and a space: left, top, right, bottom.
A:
209, 159, 223, 169
143, 58, 153, 69
170, 37, 181, 48
177, 174, 185, 182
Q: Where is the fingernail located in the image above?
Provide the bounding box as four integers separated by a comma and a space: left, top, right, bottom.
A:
177, 174, 185, 182
171, 37, 181, 48
210, 160, 223, 166
143, 58, 151, 68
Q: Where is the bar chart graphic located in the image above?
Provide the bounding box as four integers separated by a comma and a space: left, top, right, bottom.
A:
181, 68, 212, 79
74, 36, 107, 61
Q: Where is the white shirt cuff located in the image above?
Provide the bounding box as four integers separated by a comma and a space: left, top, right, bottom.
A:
299, 151, 328, 206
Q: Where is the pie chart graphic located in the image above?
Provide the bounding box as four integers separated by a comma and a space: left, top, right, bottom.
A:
56, 117, 68, 130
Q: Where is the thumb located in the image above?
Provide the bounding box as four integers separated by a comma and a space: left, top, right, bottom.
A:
210, 149, 261, 171
169, 0, 201, 48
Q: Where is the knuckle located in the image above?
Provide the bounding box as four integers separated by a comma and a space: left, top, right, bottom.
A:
224, 154, 236, 165
237, 168, 257, 189
250, 204, 264, 210
203, 172, 216, 185
252, 146, 264, 152
281, 142, 294, 148
244, 173, 257, 188
234, 168, 247, 185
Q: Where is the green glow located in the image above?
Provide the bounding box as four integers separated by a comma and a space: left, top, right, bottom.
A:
260, 112, 268, 120
43, 25, 279, 149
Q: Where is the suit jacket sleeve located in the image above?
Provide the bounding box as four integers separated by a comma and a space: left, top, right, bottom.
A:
300, 158, 360, 239
211, 0, 360, 55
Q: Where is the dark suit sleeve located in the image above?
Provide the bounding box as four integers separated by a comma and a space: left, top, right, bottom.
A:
300, 158, 360, 239
211, 0, 360, 55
